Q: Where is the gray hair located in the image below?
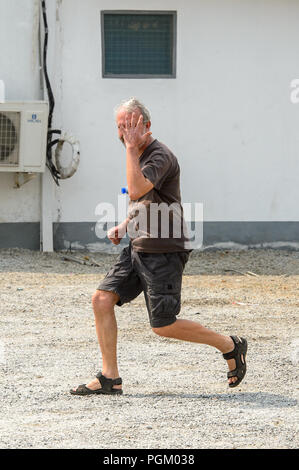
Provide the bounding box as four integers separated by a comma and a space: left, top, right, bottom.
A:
114, 98, 151, 124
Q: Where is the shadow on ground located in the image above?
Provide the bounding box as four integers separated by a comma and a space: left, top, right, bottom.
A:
126, 392, 297, 409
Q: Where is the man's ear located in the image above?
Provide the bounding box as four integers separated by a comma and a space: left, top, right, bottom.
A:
146, 121, 151, 130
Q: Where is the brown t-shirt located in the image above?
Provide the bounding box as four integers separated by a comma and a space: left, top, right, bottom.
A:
127, 139, 192, 253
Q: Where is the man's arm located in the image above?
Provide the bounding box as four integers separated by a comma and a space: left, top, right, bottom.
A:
126, 146, 153, 200
122, 112, 154, 200
107, 217, 130, 245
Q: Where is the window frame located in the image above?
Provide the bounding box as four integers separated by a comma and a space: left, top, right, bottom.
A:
101, 10, 177, 79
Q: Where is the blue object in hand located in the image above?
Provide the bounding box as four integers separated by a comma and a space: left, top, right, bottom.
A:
121, 187, 128, 194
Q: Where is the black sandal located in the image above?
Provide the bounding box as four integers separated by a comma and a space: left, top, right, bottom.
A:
70, 371, 123, 395
223, 336, 247, 388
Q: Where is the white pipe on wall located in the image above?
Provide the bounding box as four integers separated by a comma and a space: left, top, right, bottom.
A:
0, 79, 5, 103
39, 0, 54, 252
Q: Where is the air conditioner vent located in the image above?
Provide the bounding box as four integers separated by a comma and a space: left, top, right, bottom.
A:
0, 102, 48, 173
0, 111, 20, 166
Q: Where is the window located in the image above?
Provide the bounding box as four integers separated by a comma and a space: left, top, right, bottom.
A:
101, 11, 177, 78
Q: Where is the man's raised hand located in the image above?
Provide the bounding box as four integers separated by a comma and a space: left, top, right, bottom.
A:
122, 112, 152, 150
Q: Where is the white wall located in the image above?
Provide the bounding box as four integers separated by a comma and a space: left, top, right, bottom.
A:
0, 0, 41, 222
52, 0, 299, 223
0, 0, 299, 227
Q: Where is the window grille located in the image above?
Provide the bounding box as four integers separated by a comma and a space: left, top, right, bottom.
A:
102, 11, 177, 78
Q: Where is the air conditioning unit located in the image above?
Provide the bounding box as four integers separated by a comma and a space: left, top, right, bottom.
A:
0, 101, 49, 172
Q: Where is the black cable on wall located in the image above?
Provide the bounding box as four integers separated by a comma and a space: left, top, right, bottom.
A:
41, 0, 62, 186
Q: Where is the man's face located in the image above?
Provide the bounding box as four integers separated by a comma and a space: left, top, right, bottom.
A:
116, 107, 149, 147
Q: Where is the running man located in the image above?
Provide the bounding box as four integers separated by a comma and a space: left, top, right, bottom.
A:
71, 98, 247, 395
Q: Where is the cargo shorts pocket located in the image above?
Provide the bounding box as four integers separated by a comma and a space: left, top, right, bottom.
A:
147, 280, 182, 317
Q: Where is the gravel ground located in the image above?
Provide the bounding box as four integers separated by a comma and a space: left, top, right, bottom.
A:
0, 247, 298, 449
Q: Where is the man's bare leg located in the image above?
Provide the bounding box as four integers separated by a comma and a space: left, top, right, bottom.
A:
152, 319, 239, 385
71, 290, 122, 392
